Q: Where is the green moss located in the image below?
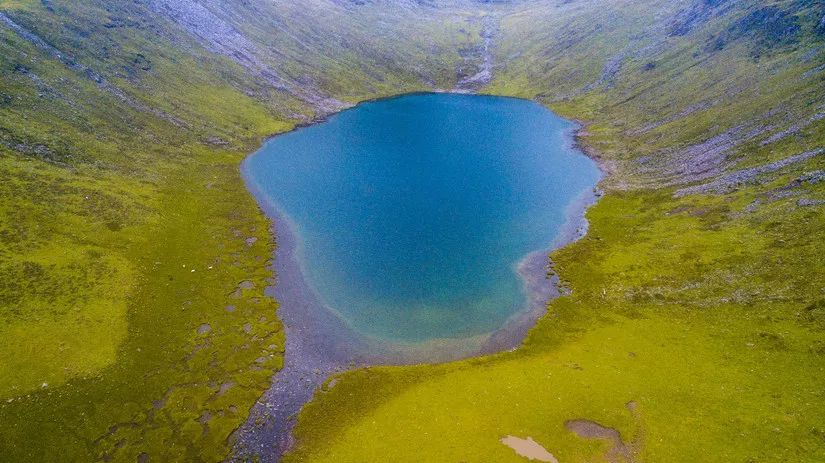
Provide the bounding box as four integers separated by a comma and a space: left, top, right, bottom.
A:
293, 314, 825, 462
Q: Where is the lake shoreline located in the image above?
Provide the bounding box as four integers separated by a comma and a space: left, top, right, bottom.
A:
231, 92, 604, 462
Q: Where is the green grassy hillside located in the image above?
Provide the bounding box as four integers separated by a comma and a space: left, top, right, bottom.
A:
0, 0, 823, 461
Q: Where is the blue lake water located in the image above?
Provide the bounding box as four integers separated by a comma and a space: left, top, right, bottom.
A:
243, 93, 599, 343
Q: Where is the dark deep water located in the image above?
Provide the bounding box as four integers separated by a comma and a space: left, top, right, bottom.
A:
243, 93, 599, 344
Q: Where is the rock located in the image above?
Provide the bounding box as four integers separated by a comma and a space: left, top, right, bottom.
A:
230, 280, 255, 298
800, 170, 825, 185
797, 198, 825, 207
675, 148, 824, 197
205, 135, 230, 147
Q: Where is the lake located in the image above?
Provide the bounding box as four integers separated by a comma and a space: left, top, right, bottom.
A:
243, 93, 599, 344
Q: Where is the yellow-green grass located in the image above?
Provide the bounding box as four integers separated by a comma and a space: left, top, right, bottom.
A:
0, 148, 288, 460
0, 4, 295, 458
292, 313, 824, 462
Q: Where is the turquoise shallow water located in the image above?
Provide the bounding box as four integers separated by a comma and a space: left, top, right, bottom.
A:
243, 93, 599, 343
